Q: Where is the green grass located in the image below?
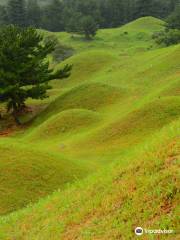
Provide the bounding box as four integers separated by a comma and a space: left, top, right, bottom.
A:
29, 109, 101, 140
89, 97, 180, 147
0, 120, 179, 239
32, 82, 123, 125
53, 17, 164, 53
0, 16, 179, 239
0, 139, 90, 215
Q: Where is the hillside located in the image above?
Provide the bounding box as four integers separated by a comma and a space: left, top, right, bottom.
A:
0, 17, 179, 239
0, 120, 179, 239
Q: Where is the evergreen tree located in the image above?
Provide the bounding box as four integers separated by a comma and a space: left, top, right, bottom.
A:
123, 0, 135, 23
42, 0, 64, 31
153, 4, 180, 46
0, 5, 9, 25
106, 0, 125, 27
0, 0, 179, 32
27, 0, 41, 27
166, 4, 180, 29
169, 0, 179, 12
80, 16, 98, 39
7, 0, 27, 27
65, 11, 82, 36
0, 25, 72, 124
134, 0, 155, 18
75, 0, 102, 23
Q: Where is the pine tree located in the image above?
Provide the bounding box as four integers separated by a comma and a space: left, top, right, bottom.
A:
80, 15, 98, 39
0, 5, 9, 25
123, 0, 136, 23
169, 0, 179, 12
134, 0, 155, 18
1, 0, 179, 33
7, 0, 27, 27
107, 0, 125, 27
41, 0, 64, 31
27, 0, 41, 27
167, 4, 180, 29
0, 25, 72, 124
65, 11, 82, 35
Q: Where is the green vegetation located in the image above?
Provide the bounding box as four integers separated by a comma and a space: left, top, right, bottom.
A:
167, 4, 180, 30
0, 139, 88, 215
0, 120, 179, 239
0, 25, 71, 124
0, 16, 179, 239
7, 0, 26, 27
0, 0, 178, 31
29, 109, 101, 140
153, 4, 180, 46
67, 15, 98, 40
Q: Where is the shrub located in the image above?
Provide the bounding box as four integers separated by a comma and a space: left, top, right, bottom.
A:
44, 35, 74, 62
52, 43, 74, 62
153, 29, 180, 46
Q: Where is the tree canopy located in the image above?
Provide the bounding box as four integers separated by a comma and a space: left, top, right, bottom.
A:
0, 25, 72, 123
0, 0, 179, 32
166, 4, 180, 29
153, 4, 180, 46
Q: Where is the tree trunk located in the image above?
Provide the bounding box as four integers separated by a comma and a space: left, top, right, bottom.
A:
85, 33, 91, 40
12, 110, 21, 125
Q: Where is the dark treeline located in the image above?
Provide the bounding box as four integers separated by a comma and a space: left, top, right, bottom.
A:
0, 0, 179, 32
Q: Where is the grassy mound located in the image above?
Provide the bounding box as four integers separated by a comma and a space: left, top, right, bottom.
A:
92, 97, 180, 147
0, 120, 179, 239
55, 50, 116, 87
122, 16, 164, 32
0, 140, 87, 215
99, 17, 164, 45
55, 17, 164, 53
34, 83, 124, 125
29, 109, 101, 140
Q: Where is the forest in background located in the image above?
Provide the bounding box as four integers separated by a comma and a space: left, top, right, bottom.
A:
0, 0, 179, 32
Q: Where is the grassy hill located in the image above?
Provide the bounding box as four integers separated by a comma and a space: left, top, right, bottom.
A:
0, 17, 179, 239
0, 120, 179, 239
0, 139, 91, 215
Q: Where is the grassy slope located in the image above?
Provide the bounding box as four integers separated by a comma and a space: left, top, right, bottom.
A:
0, 121, 179, 240
0, 16, 179, 238
0, 139, 90, 215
